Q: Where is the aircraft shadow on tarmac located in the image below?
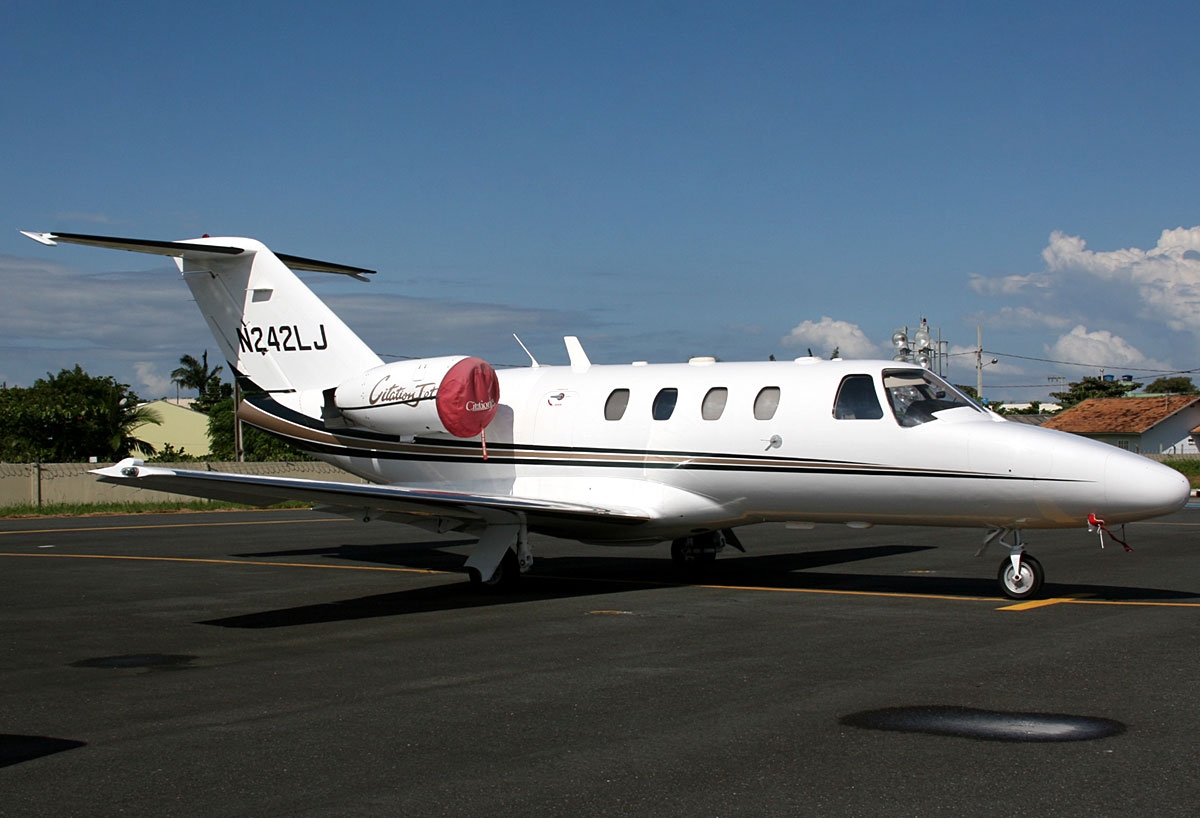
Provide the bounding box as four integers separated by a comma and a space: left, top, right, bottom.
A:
203, 541, 1199, 628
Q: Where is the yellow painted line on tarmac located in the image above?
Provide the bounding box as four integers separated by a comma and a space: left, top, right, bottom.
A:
997, 596, 1085, 611
0, 517, 350, 536
694, 582, 1200, 610
1067, 598, 1200, 608
695, 582, 994, 603
0, 551, 449, 576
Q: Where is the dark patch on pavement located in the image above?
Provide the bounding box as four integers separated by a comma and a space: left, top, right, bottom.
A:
70, 654, 196, 671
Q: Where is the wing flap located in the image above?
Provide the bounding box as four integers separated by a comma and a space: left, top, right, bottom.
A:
92, 459, 652, 526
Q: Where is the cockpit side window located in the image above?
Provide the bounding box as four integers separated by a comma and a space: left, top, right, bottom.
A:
833, 374, 883, 420
884, 369, 979, 427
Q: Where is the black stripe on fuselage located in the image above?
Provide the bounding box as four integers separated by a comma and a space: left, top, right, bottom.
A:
241, 396, 1085, 485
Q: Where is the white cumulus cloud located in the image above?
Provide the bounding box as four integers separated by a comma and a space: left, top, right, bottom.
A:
1041, 227, 1200, 331
780, 316, 881, 358
1046, 325, 1171, 374
968, 273, 1047, 296
133, 361, 177, 399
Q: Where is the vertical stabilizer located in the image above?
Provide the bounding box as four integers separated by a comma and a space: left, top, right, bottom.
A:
19, 231, 383, 415
175, 237, 383, 407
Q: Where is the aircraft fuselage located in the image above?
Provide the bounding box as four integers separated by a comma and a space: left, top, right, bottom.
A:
243, 356, 1188, 543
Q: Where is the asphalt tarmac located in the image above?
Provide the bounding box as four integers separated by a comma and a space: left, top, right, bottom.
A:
3, 507, 1199, 817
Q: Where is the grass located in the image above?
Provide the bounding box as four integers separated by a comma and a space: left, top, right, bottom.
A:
1161, 458, 1200, 489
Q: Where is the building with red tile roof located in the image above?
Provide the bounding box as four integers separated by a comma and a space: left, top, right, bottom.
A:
1041, 396, 1200, 454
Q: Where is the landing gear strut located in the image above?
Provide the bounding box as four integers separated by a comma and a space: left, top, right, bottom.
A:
980, 528, 1044, 600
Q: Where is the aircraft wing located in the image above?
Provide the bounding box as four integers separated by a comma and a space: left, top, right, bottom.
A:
91, 459, 652, 528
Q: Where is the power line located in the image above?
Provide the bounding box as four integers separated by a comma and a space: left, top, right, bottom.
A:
984, 350, 1200, 376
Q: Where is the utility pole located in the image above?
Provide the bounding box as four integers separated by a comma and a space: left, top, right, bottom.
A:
234, 380, 244, 462
976, 325, 983, 400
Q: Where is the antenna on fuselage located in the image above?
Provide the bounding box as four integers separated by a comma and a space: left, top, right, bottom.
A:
513, 334, 540, 367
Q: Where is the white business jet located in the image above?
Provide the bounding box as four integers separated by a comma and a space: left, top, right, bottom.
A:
22, 230, 1191, 599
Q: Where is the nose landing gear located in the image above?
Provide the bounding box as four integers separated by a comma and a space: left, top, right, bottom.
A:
980, 528, 1044, 600
997, 552, 1044, 600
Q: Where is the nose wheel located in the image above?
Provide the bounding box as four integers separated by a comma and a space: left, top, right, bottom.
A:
980, 528, 1045, 600
997, 553, 1043, 600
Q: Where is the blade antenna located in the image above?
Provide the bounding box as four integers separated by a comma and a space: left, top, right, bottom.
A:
513, 334, 540, 367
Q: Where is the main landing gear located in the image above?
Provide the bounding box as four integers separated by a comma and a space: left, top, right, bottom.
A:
981, 528, 1044, 600
671, 529, 745, 573
468, 548, 522, 591
465, 522, 533, 592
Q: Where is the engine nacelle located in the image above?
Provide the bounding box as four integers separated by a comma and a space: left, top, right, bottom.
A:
331, 356, 499, 438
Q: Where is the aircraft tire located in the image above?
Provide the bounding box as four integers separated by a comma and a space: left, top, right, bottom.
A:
997, 554, 1044, 600
671, 537, 717, 575
468, 548, 521, 592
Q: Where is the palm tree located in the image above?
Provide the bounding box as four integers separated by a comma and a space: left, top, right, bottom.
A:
113, 399, 161, 457
171, 351, 225, 410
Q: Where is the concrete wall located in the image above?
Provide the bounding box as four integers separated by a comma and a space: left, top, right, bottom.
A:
0, 462, 368, 507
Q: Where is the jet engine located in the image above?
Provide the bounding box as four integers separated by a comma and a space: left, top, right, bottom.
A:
330, 356, 499, 438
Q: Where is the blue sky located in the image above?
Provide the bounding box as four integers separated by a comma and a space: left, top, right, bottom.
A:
3, 1, 1199, 403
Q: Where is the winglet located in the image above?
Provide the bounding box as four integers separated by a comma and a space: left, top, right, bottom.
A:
20, 230, 57, 246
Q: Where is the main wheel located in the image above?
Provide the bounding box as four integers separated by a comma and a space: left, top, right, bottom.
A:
468, 548, 521, 592
997, 554, 1044, 600
671, 537, 717, 573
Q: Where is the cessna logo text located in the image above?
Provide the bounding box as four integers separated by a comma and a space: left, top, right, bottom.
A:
370, 376, 438, 407
238, 324, 328, 355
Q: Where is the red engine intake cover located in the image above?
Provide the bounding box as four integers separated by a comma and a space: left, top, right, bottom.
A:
435, 357, 500, 438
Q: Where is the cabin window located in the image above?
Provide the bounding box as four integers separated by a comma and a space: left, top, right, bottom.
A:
884, 369, 979, 427
701, 387, 728, 420
604, 389, 630, 421
754, 387, 780, 420
652, 388, 678, 420
833, 375, 883, 420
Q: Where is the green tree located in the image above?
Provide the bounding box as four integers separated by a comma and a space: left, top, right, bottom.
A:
1050, 376, 1143, 409
1144, 376, 1198, 395
995, 401, 1046, 416
0, 366, 160, 462
171, 351, 232, 413
206, 396, 312, 461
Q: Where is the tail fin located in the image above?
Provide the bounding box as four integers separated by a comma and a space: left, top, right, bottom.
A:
21, 232, 383, 412
176, 236, 382, 401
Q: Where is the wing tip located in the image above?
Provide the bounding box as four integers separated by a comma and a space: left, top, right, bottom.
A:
20, 230, 57, 246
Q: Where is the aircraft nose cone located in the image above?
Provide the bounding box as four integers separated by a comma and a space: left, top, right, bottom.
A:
1103, 453, 1191, 521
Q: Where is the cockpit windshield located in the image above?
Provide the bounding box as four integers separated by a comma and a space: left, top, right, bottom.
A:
883, 369, 982, 427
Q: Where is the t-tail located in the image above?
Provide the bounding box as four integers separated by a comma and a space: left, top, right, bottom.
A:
20, 232, 384, 414
20, 231, 501, 442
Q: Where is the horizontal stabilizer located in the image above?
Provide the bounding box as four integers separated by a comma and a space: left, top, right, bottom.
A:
20, 231, 375, 279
